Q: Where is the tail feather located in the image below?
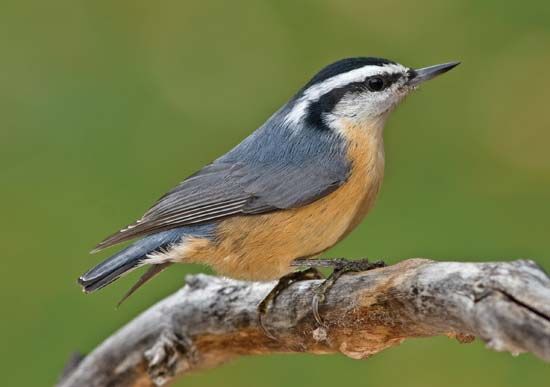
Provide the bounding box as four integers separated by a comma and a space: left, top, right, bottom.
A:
78, 229, 185, 293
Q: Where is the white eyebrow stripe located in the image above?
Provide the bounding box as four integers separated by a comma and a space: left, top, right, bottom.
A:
284, 63, 407, 126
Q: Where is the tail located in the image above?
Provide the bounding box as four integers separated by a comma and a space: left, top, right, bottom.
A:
78, 229, 186, 293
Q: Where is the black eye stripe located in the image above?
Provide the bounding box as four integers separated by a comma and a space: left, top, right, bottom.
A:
364, 72, 402, 88
305, 82, 364, 129
304, 72, 404, 129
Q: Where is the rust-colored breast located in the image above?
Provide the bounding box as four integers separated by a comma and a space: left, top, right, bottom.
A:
185, 121, 385, 281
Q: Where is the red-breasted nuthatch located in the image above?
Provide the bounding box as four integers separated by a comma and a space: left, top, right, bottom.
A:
79, 57, 459, 315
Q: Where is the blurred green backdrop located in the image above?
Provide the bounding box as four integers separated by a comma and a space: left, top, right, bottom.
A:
1, 0, 550, 385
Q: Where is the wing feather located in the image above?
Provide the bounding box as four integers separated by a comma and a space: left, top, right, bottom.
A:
92, 72, 360, 252
94, 148, 349, 251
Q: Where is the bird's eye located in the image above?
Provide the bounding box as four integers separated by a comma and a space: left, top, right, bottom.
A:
367, 77, 385, 92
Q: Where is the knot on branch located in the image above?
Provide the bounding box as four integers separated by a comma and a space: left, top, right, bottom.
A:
144, 330, 197, 385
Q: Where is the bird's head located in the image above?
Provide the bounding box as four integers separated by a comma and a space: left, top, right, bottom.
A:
284, 57, 459, 134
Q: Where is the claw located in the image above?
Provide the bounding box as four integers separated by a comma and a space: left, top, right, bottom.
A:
305, 258, 387, 327
258, 296, 279, 340
312, 292, 326, 327
257, 268, 324, 340
258, 313, 278, 341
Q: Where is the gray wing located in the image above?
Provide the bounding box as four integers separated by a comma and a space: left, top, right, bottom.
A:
94, 159, 348, 251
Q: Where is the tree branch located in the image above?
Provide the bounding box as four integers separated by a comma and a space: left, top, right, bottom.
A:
58, 259, 550, 387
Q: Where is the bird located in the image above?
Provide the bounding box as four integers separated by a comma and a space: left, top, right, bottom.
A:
79, 57, 459, 323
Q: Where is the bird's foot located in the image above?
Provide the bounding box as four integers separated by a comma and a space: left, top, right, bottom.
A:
258, 268, 324, 340
291, 258, 387, 327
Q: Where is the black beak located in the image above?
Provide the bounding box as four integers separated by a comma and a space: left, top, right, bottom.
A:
407, 61, 460, 86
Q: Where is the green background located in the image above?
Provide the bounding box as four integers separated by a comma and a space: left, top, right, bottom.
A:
2, 0, 549, 385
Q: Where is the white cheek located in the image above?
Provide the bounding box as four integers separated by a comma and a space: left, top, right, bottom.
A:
323, 86, 407, 134
333, 91, 394, 119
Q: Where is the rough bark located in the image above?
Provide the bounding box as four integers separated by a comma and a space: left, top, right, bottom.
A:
58, 259, 550, 387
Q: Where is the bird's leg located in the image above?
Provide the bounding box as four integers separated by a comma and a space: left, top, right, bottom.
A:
258, 268, 324, 339
291, 258, 387, 327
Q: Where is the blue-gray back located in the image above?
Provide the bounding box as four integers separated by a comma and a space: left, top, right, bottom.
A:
94, 102, 351, 250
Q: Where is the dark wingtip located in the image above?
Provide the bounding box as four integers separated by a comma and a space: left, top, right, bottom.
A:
89, 246, 102, 254
90, 235, 120, 254
89, 238, 114, 253
91, 227, 138, 254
